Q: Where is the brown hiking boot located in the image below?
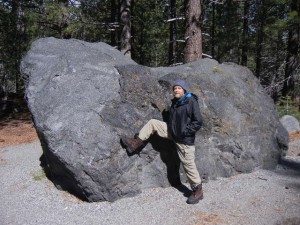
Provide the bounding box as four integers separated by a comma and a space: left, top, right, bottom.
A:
121, 135, 145, 155
186, 183, 203, 204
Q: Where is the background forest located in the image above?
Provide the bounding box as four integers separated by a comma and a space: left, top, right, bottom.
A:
0, 0, 299, 116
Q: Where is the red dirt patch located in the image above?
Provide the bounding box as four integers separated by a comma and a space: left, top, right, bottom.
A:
289, 131, 300, 142
288, 131, 300, 156
0, 112, 38, 148
191, 211, 227, 225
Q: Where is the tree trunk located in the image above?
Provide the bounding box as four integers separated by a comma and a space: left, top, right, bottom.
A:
120, 0, 132, 58
168, 0, 177, 65
211, 2, 215, 59
111, 0, 119, 47
11, 0, 24, 95
241, 0, 249, 66
183, 0, 202, 63
282, 0, 300, 97
255, 0, 266, 79
58, 0, 69, 38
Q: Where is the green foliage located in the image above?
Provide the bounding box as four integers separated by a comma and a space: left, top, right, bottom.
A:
276, 96, 300, 121
32, 169, 46, 181
212, 66, 223, 74
132, 0, 170, 67
0, 0, 299, 100
0, 0, 29, 94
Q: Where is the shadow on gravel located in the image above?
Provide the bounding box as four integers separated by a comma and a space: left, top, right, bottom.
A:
274, 160, 300, 191
172, 184, 192, 197
275, 217, 300, 225
280, 156, 300, 171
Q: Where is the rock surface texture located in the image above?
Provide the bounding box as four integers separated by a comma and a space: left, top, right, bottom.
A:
280, 115, 300, 133
21, 37, 289, 202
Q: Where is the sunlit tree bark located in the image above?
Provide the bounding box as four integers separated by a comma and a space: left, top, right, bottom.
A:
184, 0, 202, 63
120, 0, 132, 58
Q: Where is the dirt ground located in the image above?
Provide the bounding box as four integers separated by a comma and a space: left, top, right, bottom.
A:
0, 112, 38, 148
0, 111, 300, 157
288, 131, 300, 156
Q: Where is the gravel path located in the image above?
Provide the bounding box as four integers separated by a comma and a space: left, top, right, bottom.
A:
1, 141, 300, 225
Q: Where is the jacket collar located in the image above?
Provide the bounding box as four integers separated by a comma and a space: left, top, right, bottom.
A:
172, 92, 192, 106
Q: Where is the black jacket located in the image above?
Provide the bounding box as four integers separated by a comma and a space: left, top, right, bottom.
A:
168, 93, 202, 145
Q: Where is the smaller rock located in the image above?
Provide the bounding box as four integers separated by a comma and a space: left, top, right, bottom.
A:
280, 115, 300, 133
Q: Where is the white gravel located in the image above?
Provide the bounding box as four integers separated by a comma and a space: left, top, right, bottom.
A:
1, 141, 300, 225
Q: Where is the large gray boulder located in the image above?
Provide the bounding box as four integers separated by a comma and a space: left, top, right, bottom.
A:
21, 37, 289, 202
280, 115, 300, 133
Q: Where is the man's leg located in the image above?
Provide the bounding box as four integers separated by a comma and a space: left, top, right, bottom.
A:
121, 119, 170, 154
138, 119, 170, 141
175, 143, 203, 204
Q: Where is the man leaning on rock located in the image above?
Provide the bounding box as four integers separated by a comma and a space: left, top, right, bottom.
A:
121, 79, 204, 204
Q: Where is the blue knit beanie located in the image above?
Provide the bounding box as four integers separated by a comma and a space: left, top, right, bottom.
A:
173, 79, 188, 92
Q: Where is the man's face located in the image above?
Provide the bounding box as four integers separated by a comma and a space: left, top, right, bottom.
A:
173, 86, 185, 99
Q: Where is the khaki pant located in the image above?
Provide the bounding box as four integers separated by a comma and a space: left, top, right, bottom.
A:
138, 119, 202, 188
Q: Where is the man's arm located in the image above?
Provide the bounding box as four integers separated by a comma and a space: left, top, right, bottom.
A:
184, 99, 202, 136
